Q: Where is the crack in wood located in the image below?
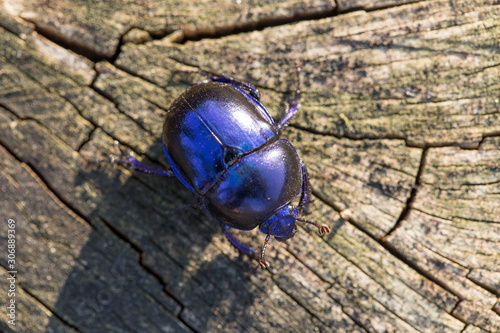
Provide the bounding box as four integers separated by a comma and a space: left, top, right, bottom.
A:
313, 184, 471, 324
267, 274, 347, 331
466, 271, 500, 299
156, 8, 338, 45
0, 265, 82, 332
89, 81, 153, 135
283, 248, 371, 332
23, 17, 104, 62
76, 127, 97, 153
0, 102, 52, 133
383, 148, 427, 238
22, 295, 73, 332
92, 216, 197, 332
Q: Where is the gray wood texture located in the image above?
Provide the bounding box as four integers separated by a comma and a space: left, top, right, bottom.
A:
0, 0, 499, 332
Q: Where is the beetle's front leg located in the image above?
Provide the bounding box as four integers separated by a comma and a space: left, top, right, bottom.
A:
88, 140, 174, 177
296, 162, 330, 235
221, 224, 255, 256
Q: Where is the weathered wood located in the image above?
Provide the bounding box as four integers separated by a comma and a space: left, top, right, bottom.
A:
0, 0, 499, 332
386, 138, 500, 331
3, 0, 336, 58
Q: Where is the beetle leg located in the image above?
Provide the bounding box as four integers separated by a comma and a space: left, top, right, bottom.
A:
277, 64, 302, 129
259, 234, 271, 269
173, 70, 261, 101
222, 224, 255, 256
208, 75, 261, 102
88, 141, 174, 177
298, 161, 312, 215
296, 218, 331, 235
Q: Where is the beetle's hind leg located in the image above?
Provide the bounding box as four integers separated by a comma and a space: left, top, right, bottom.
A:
173, 70, 261, 101
88, 140, 174, 177
277, 64, 302, 129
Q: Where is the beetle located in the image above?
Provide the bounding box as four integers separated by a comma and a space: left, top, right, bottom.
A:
104, 65, 330, 268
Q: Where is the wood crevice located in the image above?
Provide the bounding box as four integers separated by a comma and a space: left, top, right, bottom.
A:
314, 190, 469, 319
93, 216, 197, 332
383, 148, 427, 238
20, 281, 82, 332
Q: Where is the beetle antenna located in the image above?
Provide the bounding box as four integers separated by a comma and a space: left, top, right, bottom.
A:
259, 234, 271, 269
296, 218, 330, 235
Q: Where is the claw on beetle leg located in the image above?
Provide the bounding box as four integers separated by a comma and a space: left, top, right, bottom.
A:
296, 218, 331, 235
259, 234, 271, 269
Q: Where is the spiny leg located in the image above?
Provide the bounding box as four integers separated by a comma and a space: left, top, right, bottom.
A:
173, 70, 261, 101
222, 224, 255, 256
259, 234, 271, 269
277, 64, 302, 129
298, 161, 312, 215
296, 218, 330, 235
88, 140, 174, 177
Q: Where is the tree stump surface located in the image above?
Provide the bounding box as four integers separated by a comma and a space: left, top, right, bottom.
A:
0, 0, 499, 332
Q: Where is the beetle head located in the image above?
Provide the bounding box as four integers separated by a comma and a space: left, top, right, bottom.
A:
259, 205, 298, 241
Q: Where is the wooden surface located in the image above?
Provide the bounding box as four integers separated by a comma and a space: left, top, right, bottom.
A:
0, 0, 499, 332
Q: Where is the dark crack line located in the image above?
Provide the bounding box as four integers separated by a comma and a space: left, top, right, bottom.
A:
144, 237, 253, 333
23, 17, 105, 62
311, 190, 470, 322
384, 148, 428, 237
268, 273, 369, 333
326, 282, 428, 333
460, 324, 475, 333
157, 7, 338, 45
89, 80, 153, 135
94, 216, 197, 333
294, 220, 454, 332
76, 127, 97, 153
112, 61, 165, 87
414, 239, 471, 273
0, 103, 55, 136
275, 249, 372, 332
156, 0, 429, 46
334, 302, 372, 333
466, 270, 500, 298
80, 218, 187, 321
284, 244, 401, 333
450, 215, 500, 225
291, 122, 408, 143
7, 21, 498, 153
0, 18, 30, 37
478, 131, 500, 148
108, 26, 137, 63
20, 284, 82, 332
290, 123, 500, 150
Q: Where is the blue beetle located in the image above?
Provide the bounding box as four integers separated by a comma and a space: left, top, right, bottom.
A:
107, 65, 330, 268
